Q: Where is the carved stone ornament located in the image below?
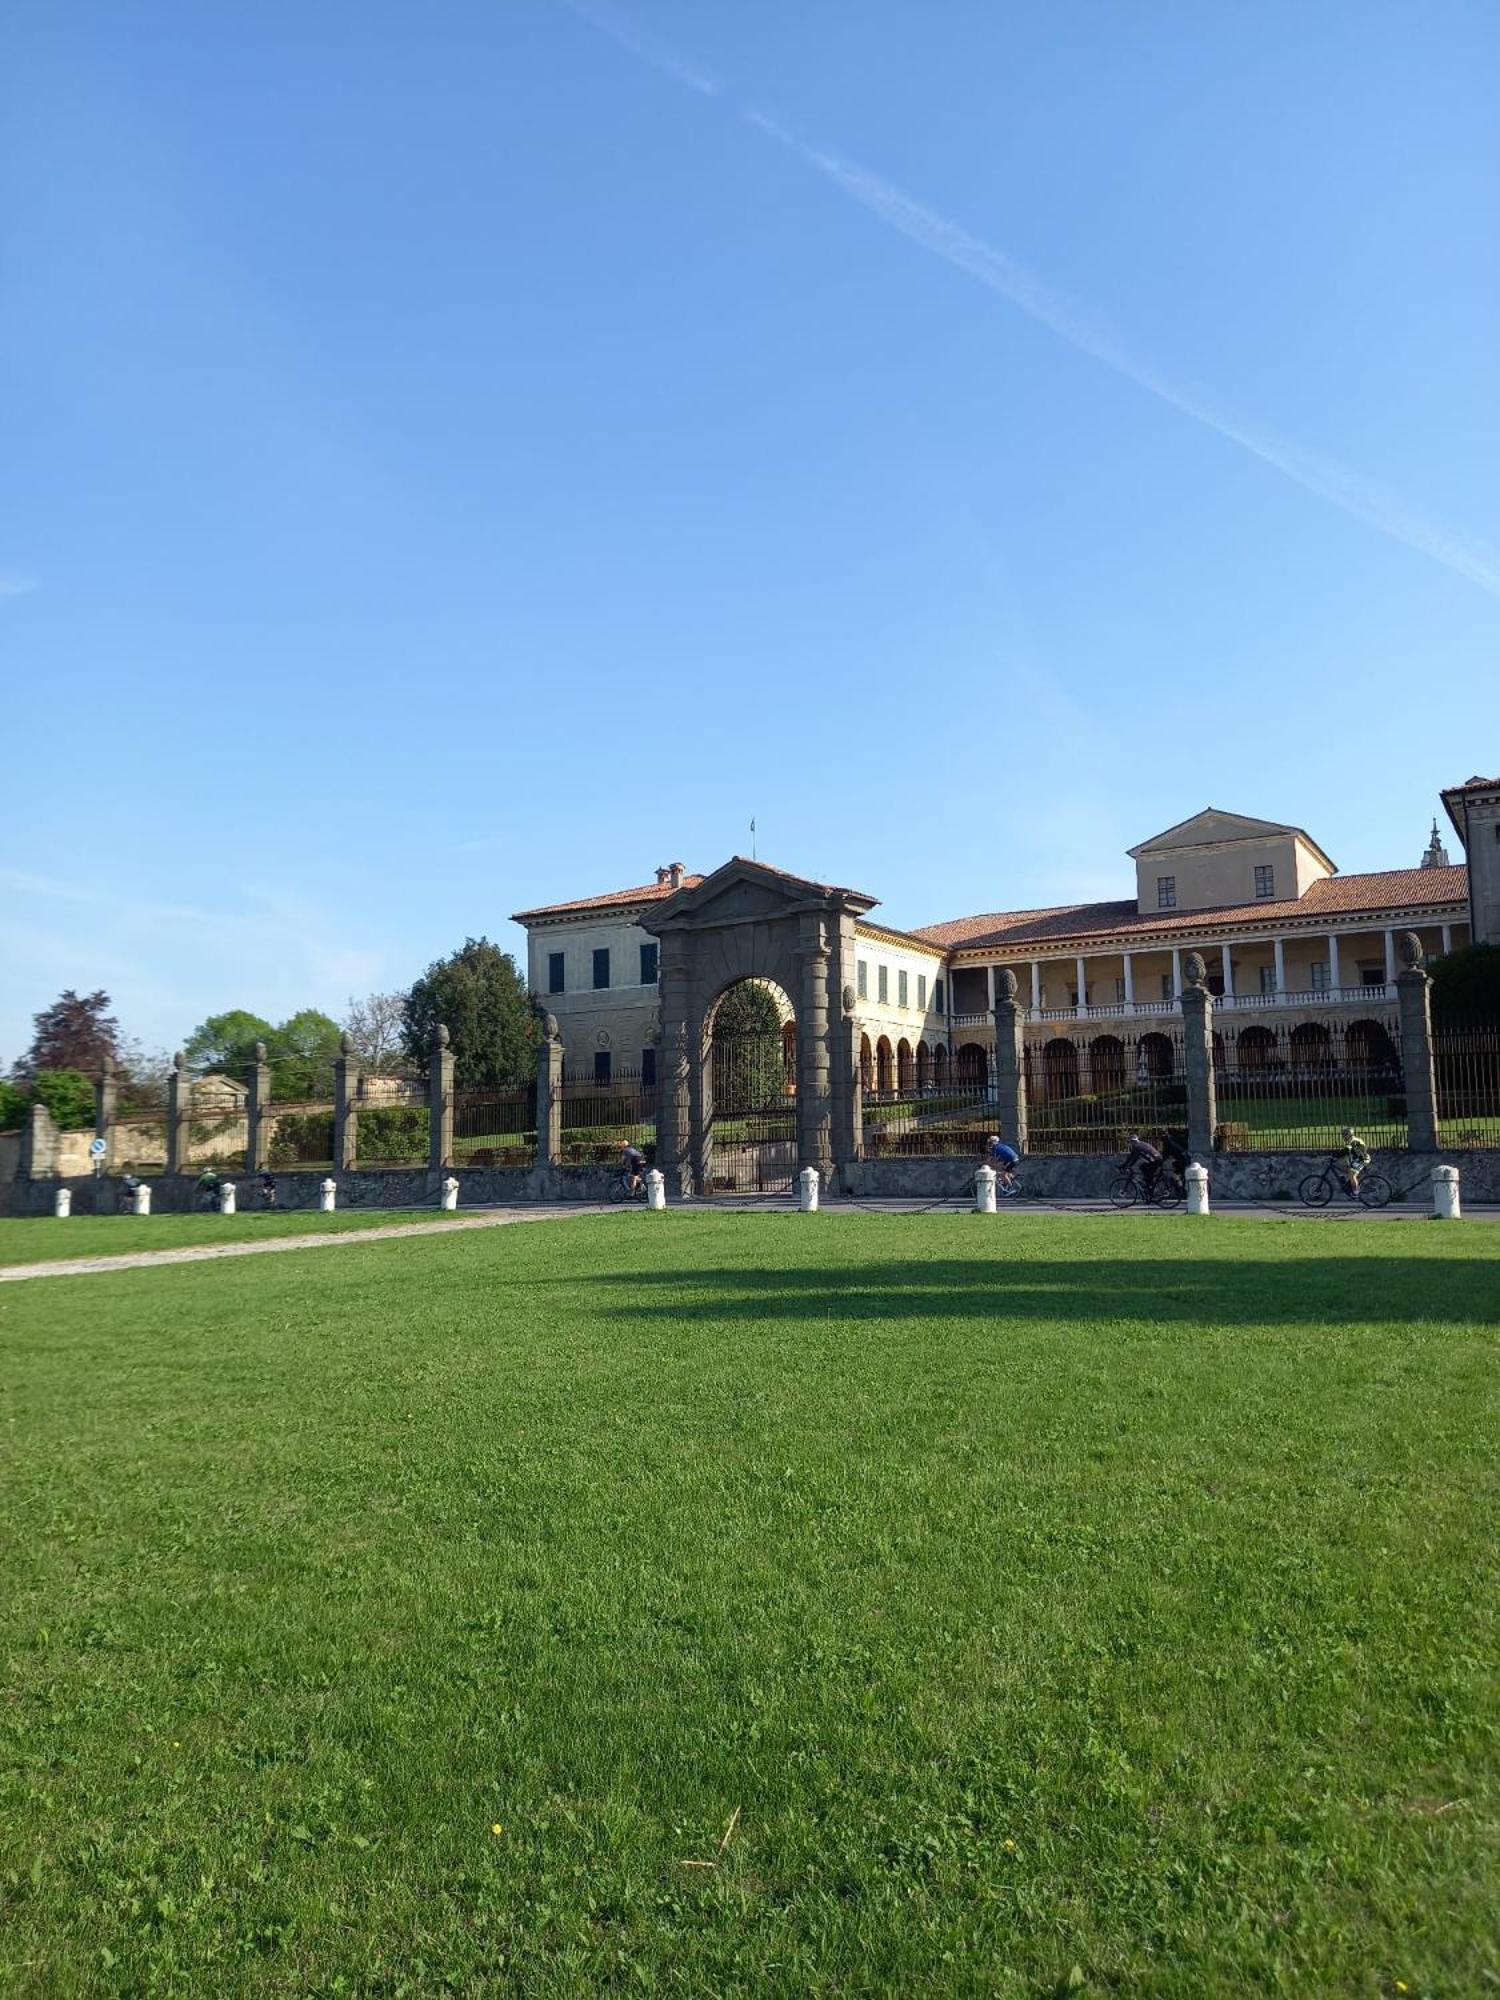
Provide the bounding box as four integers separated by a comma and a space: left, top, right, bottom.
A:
595, 1029, 611, 1049
173, 1050, 185, 1071
841, 983, 856, 1016
339, 1031, 353, 1056
543, 1012, 560, 1041
253, 1041, 267, 1063
1183, 951, 1207, 988
1397, 930, 1425, 970
434, 1022, 450, 1050
996, 968, 1018, 1002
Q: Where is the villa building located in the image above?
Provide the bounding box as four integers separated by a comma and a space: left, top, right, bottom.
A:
513, 780, 1498, 1090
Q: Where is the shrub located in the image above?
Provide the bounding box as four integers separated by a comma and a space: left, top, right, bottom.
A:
268, 1112, 336, 1167
356, 1106, 429, 1162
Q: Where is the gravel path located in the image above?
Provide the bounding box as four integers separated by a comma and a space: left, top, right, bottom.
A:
0, 1206, 618, 1284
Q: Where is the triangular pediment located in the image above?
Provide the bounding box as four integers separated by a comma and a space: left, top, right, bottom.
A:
1129, 808, 1302, 857
648, 856, 877, 930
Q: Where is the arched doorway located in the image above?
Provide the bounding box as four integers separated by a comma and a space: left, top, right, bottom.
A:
1042, 1038, 1080, 1100
1345, 1018, 1398, 1079
1290, 1021, 1332, 1074
859, 1034, 873, 1093
897, 1039, 914, 1093
933, 1045, 949, 1088
1137, 1032, 1174, 1082
956, 1042, 988, 1086
916, 1041, 932, 1091
875, 1036, 894, 1095
1090, 1035, 1127, 1095
707, 978, 796, 1194
1237, 1025, 1276, 1070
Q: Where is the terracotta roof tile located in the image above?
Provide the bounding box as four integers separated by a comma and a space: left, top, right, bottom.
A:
512, 876, 705, 922
915, 865, 1469, 953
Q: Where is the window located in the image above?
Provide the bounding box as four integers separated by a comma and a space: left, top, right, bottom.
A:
934, 979, 945, 1015
1259, 965, 1278, 995
593, 1049, 612, 1084
639, 942, 658, 985
1254, 864, 1275, 899
548, 951, 565, 995
857, 959, 868, 1000
1310, 960, 1330, 992
898, 970, 909, 1009
917, 974, 927, 1010
592, 948, 610, 990
877, 966, 889, 1004
1156, 875, 1176, 909
641, 1047, 656, 1087
1360, 965, 1385, 988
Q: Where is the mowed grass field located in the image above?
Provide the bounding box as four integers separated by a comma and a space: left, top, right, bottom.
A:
1, 1215, 1496, 1997
0, 1211, 448, 1267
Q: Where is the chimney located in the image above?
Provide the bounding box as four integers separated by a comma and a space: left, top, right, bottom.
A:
655, 866, 670, 885
668, 861, 685, 889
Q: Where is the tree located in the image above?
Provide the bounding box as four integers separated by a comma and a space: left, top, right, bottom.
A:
181, 1008, 342, 1099
402, 938, 540, 1088
1430, 943, 1500, 1025
30, 1069, 96, 1131
711, 980, 787, 1112
0, 1079, 29, 1130
184, 1011, 277, 1075
15, 990, 121, 1082
342, 991, 407, 1070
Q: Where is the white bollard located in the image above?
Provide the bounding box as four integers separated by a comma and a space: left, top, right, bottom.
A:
1431, 1164, 1461, 1221
219, 1181, 236, 1215
974, 1164, 997, 1214
441, 1176, 460, 1211
1185, 1162, 1210, 1215
320, 1178, 337, 1212
54, 1187, 72, 1218
798, 1166, 820, 1212
133, 1182, 151, 1216
645, 1169, 666, 1210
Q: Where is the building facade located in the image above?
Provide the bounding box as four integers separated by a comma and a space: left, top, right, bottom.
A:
513, 790, 1490, 1086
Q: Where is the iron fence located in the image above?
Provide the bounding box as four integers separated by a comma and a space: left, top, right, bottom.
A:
559, 1066, 654, 1165
453, 1082, 538, 1167
1024, 1030, 1186, 1155
1213, 1021, 1407, 1152
862, 1082, 994, 1158
1434, 1026, 1500, 1148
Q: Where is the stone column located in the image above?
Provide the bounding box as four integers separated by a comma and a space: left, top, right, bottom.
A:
166, 1052, 192, 1178
19, 1100, 60, 1180
1273, 936, 1286, 995
992, 970, 1028, 1153
841, 1001, 864, 1165
1219, 944, 1234, 999
656, 941, 693, 1198
796, 914, 834, 1181
246, 1041, 273, 1172
1171, 946, 1182, 998
1122, 952, 1135, 1007
333, 1034, 360, 1172
1030, 961, 1041, 1012
537, 1014, 564, 1167
1328, 933, 1342, 992
1074, 954, 1087, 1017
1384, 929, 1398, 988
1395, 932, 1439, 1153
428, 1024, 454, 1172
95, 1057, 118, 1173
1179, 952, 1217, 1161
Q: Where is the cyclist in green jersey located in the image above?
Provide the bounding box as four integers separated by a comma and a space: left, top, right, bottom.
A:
1339, 1127, 1370, 1195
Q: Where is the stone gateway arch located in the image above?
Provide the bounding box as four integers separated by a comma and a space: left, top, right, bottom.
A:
643, 859, 873, 1197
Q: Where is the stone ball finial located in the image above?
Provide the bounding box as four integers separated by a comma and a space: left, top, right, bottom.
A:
841, 983, 856, 1016
1183, 951, 1207, 989
434, 1022, 450, 1050
339, 1031, 353, 1056
173, 1050, 185, 1071
254, 1040, 267, 1062
543, 1012, 560, 1041
1397, 930, 1424, 970
996, 968, 1018, 1002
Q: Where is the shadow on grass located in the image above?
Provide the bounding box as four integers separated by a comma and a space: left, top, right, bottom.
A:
587, 1257, 1500, 1328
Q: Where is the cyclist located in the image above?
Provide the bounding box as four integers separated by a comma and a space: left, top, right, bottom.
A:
1123, 1132, 1163, 1196
987, 1134, 1021, 1196
1157, 1131, 1191, 1195
259, 1171, 278, 1209
1339, 1127, 1370, 1196
118, 1171, 141, 1214
195, 1166, 223, 1212
620, 1141, 647, 1197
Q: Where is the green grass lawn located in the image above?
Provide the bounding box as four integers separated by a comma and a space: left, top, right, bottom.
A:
1, 1216, 1496, 1996
0, 1210, 449, 1267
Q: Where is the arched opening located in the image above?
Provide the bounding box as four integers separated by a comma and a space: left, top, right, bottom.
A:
897, 1039, 914, 1093
1090, 1035, 1127, 1095
916, 1041, 932, 1091
1345, 1018, 1398, 1077
933, 1045, 949, 1088
1237, 1025, 1276, 1070
1137, 1031, 1174, 1082
875, 1036, 894, 1096
1290, 1021, 1332, 1072
859, 1033, 873, 1093
955, 1042, 988, 1086
1042, 1037, 1080, 1100
707, 978, 797, 1193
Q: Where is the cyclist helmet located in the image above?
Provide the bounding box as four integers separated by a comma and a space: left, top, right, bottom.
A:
1341, 1126, 1354, 1140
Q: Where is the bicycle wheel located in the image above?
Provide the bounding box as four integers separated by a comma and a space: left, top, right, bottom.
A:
1152, 1176, 1185, 1208
607, 1177, 628, 1204
1299, 1173, 1332, 1208
1108, 1171, 1139, 1209
1357, 1172, 1392, 1210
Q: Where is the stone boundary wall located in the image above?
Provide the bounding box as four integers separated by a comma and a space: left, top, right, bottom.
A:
4, 1164, 622, 1218
839, 1149, 1500, 1204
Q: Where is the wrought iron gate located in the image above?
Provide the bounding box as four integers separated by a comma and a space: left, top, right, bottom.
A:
706, 1030, 796, 1194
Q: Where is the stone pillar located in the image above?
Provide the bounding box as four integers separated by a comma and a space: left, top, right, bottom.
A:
1395, 932, 1439, 1153
1328, 933, 1342, 992
991, 970, 1028, 1153
1074, 954, 1087, 1017
20, 1101, 60, 1180
428, 1024, 454, 1172
166, 1052, 192, 1178
333, 1034, 360, 1172
1179, 953, 1217, 1161
1219, 944, 1234, 999
1272, 936, 1286, 995
1030, 961, 1041, 1012
656, 943, 693, 1198
1171, 946, 1182, 998
95, 1057, 118, 1172
1384, 929, 1398, 988
1122, 951, 1135, 1007
537, 1016, 564, 1167
796, 914, 834, 1182
246, 1041, 273, 1173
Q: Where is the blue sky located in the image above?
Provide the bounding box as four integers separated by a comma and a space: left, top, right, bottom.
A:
3, 0, 1497, 1063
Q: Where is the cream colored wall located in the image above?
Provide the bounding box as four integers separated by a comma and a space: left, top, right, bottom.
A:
1133, 833, 1316, 916
853, 933, 947, 1049
526, 911, 662, 1072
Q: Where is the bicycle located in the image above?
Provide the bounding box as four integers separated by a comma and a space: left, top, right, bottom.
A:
1298, 1156, 1392, 1209
608, 1173, 649, 1204
1109, 1163, 1184, 1209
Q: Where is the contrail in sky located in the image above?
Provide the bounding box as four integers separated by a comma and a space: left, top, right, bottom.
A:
556, 2, 1500, 601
